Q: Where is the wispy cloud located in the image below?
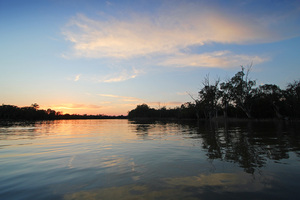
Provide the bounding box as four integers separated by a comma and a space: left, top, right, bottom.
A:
176, 92, 188, 96
99, 67, 143, 83
48, 103, 101, 110
74, 74, 81, 81
62, 3, 295, 60
106, 1, 112, 6
98, 94, 144, 102
61, 1, 300, 76
160, 51, 268, 68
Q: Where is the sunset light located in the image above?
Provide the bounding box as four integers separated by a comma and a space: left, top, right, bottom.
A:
1, 1, 300, 199
1, 0, 300, 115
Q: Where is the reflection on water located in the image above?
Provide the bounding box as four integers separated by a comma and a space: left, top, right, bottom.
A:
0, 119, 300, 200
64, 172, 271, 200
197, 121, 300, 174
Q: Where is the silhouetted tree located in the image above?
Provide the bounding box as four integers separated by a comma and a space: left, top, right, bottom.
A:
127, 77, 300, 120
128, 104, 153, 118
198, 75, 221, 119
220, 79, 231, 118
252, 84, 283, 118
179, 102, 198, 119
221, 66, 256, 118
283, 80, 300, 118
31, 103, 39, 110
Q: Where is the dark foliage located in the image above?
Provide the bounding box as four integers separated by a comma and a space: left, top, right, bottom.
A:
0, 104, 126, 121
129, 68, 300, 120
128, 104, 181, 119
2, 69, 299, 121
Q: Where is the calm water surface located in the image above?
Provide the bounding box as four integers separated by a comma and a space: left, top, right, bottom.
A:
0, 119, 300, 200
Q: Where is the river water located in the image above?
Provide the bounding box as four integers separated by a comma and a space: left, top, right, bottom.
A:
0, 119, 299, 200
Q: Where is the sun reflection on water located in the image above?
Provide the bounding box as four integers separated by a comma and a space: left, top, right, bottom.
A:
0, 119, 300, 200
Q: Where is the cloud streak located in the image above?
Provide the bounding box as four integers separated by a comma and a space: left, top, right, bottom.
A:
48, 103, 102, 110
98, 94, 144, 102
100, 67, 143, 83
160, 51, 269, 68
97, 94, 183, 108
74, 74, 81, 81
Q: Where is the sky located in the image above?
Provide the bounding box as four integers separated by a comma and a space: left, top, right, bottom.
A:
1, 0, 300, 115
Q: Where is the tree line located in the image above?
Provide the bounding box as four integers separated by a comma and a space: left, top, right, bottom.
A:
1, 66, 299, 121
128, 66, 300, 120
0, 103, 126, 120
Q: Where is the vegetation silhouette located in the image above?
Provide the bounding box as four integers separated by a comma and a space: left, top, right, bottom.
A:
0, 103, 126, 121
1, 67, 299, 121
128, 67, 300, 120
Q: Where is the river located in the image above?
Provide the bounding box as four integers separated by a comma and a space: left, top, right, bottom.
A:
0, 119, 299, 199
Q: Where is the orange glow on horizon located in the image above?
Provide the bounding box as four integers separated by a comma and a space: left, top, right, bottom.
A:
40, 101, 184, 116
40, 105, 131, 116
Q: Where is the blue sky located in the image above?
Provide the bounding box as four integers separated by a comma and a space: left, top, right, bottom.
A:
1, 0, 300, 115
